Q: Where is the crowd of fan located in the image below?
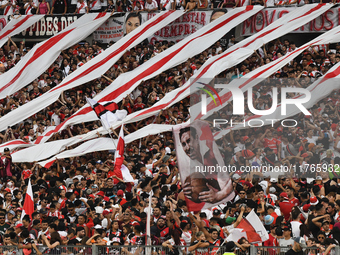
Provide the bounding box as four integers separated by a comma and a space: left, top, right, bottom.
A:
0, 0, 337, 17
1, 11, 340, 253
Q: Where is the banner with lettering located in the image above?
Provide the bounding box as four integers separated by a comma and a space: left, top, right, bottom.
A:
239, 7, 339, 36
142, 11, 212, 43
93, 15, 125, 43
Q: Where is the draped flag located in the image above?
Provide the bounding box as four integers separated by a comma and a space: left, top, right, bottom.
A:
0, 15, 44, 48
0, 6, 262, 138
0, 10, 184, 132
21, 178, 34, 220
222, 62, 340, 133
86, 97, 127, 131
192, 22, 340, 137
40, 3, 330, 137
0, 139, 33, 154
0, 13, 111, 99
110, 124, 134, 183
36, 123, 179, 167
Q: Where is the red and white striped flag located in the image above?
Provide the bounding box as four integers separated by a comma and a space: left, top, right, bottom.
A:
110, 125, 134, 183
0, 13, 110, 99
0, 15, 44, 48
21, 178, 34, 221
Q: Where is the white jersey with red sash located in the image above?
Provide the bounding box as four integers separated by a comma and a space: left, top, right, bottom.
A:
24, 2, 33, 14
90, 0, 101, 10
77, 1, 87, 13
160, 0, 173, 10
3, 0, 17, 15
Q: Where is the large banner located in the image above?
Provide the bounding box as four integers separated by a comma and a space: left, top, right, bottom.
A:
173, 120, 235, 212
239, 6, 339, 36
141, 11, 212, 44
93, 15, 125, 43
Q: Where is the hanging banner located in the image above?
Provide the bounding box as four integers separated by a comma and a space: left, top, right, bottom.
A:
239, 6, 339, 36
93, 15, 125, 43
141, 11, 213, 43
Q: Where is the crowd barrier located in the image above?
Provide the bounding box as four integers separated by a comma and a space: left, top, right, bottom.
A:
2, 245, 338, 255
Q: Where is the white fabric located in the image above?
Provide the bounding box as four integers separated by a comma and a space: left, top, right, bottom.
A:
0, 15, 44, 48
28, 6, 261, 143
0, 11, 183, 132
36, 123, 181, 166
0, 13, 111, 99
108, 4, 333, 130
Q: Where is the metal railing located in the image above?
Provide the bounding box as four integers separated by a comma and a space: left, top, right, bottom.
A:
6, 245, 340, 255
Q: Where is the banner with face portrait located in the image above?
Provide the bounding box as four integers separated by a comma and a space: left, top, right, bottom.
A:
173, 120, 235, 211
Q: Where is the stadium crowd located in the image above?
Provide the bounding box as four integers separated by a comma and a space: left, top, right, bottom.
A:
1, 6, 340, 254
0, 0, 337, 16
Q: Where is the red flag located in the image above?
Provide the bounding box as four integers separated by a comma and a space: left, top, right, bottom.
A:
21, 179, 34, 220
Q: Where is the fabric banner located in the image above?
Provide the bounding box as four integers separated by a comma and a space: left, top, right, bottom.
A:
141, 11, 213, 44
36, 123, 178, 166
93, 15, 125, 43
0, 11, 184, 132
173, 120, 234, 211
195, 23, 340, 140
109, 4, 334, 130
225, 62, 340, 132
0, 15, 44, 48
0, 139, 33, 154
0, 13, 111, 99
239, 6, 340, 36
28, 6, 261, 143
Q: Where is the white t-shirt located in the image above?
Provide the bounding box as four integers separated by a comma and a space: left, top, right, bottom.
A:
160, 0, 173, 10
145, 0, 158, 10
291, 221, 302, 238
306, 136, 319, 144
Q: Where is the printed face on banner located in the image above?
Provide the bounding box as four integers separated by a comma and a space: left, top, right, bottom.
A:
173, 120, 234, 211
125, 13, 142, 35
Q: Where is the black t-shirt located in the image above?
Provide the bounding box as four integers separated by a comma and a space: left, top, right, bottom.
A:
308, 215, 322, 238
105, 187, 114, 197
190, 240, 210, 255
68, 237, 82, 245
285, 249, 304, 255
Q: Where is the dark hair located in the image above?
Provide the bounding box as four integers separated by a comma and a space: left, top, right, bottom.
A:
125, 12, 142, 26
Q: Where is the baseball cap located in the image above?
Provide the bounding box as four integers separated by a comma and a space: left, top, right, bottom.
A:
213, 209, 221, 215
280, 192, 289, 200
232, 174, 241, 180
315, 176, 322, 181
225, 217, 236, 225
117, 190, 124, 196
243, 136, 249, 142
4, 148, 9, 152
293, 237, 307, 249
270, 178, 277, 183
96, 160, 103, 164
